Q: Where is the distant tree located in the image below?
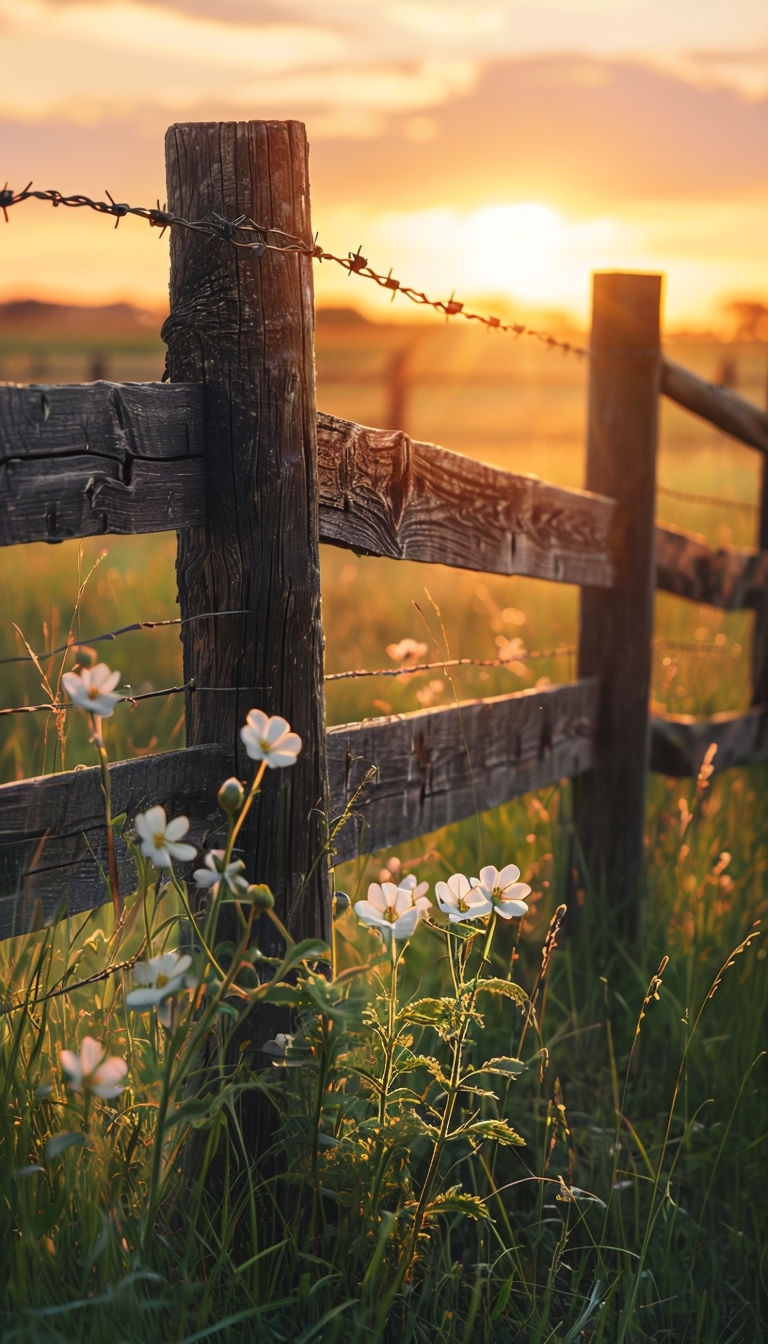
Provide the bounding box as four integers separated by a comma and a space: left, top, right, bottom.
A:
723, 300, 768, 342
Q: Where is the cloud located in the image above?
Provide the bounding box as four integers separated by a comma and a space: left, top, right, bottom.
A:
308, 56, 768, 212
0, 0, 347, 118
4, 53, 766, 214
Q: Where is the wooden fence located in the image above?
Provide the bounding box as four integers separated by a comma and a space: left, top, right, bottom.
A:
2, 119, 768, 946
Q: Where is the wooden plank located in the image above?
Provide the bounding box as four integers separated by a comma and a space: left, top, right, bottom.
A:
751, 371, 768, 703
661, 357, 768, 455
0, 744, 230, 939
574, 273, 662, 925
317, 412, 615, 588
650, 706, 768, 777
163, 121, 330, 949
327, 679, 597, 863
656, 522, 768, 610
0, 381, 206, 543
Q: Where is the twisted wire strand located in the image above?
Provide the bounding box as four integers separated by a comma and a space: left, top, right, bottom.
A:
1, 184, 587, 357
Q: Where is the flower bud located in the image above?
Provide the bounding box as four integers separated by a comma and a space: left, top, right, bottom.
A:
74, 645, 99, 669
247, 883, 275, 910
217, 776, 245, 814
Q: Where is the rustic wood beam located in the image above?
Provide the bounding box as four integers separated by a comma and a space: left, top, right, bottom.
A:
0, 744, 230, 939
650, 706, 768, 777
0, 681, 597, 933
655, 522, 768, 610
661, 357, 768, 455
0, 381, 205, 544
326, 679, 598, 863
316, 411, 615, 588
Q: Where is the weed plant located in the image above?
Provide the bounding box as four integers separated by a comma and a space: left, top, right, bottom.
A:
1, 335, 766, 1339
1, 656, 766, 1344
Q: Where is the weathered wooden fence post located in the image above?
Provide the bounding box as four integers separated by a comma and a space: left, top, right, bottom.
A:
751, 368, 768, 707
574, 272, 662, 932
162, 121, 330, 952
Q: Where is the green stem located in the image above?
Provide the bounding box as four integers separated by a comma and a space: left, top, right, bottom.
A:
376, 933, 400, 1127
225, 758, 268, 865
91, 714, 123, 928
169, 867, 228, 981
266, 906, 295, 948
401, 913, 499, 1273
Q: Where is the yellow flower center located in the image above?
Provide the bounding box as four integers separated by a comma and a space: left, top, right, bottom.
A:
259, 737, 271, 753
88, 686, 100, 700
152, 832, 166, 849
155, 973, 169, 988
492, 886, 503, 902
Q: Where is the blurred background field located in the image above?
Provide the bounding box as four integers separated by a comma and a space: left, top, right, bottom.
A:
0, 302, 764, 782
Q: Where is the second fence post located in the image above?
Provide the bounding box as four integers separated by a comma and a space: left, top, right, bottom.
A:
574, 271, 662, 933
162, 120, 330, 951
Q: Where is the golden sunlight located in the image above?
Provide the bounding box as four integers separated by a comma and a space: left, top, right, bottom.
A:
466, 203, 563, 302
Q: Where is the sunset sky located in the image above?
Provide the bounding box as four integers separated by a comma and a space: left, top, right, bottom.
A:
1, 0, 767, 329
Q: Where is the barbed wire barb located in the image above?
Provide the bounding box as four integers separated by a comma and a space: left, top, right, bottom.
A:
0, 609, 250, 668
1, 183, 587, 357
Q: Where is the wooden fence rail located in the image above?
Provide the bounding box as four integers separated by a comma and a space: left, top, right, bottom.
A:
1, 118, 767, 946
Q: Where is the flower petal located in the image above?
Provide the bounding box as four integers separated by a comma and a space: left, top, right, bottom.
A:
164, 815, 191, 842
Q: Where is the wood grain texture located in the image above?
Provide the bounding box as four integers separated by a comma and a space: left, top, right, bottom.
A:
0, 381, 205, 543
0, 745, 230, 938
650, 707, 768, 777
574, 273, 662, 922
327, 680, 597, 863
661, 358, 768, 454
317, 412, 615, 588
656, 522, 768, 610
751, 376, 768, 702
163, 121, 330, 948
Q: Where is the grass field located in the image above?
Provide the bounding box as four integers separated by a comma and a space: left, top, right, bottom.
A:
1, 313, 766, 1341
0, 316, 764, 771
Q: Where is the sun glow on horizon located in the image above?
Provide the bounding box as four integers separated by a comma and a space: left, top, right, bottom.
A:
466, 203, 564, 302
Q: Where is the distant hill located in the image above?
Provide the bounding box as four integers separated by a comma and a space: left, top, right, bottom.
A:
0, 299, 389, 345
0, 299, 166, 342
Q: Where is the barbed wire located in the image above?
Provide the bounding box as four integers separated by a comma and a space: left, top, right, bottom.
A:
2, 636, 741, 717
657, 484, 758, 514
0, 184, 587, 358
654, 636, 743, 654
0, 610, 249, 667
0, 681, 192, 717
326, 647, 576, 682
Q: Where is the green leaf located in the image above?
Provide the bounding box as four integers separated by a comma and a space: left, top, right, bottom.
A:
299, 975, 351, 1021
45, 1131, 91, 1160
421, 1187, 490, 1222
490, 1273, 515, 1320
384, 1086, 428, 1106
465, 1055, 527, 1081
255, 982, 302, 1007
458, 1118, 525, 1147
278, 938, 331, 973
396, 1053, 451, 1086
475, 978, 529, 1009
398, 996, 459, 1030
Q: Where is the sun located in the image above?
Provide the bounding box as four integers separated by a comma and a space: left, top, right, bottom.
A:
466, 202, 563, 302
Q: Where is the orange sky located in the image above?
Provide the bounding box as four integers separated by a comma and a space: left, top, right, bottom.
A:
1, 0, 767, 329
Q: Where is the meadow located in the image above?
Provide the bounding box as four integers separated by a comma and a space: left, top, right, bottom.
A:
0, 311, 766, 1342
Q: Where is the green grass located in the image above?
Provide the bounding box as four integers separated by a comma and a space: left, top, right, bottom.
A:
0, 326, 766, 1340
